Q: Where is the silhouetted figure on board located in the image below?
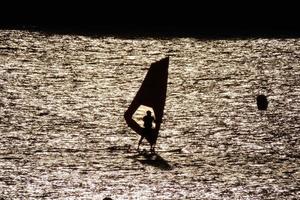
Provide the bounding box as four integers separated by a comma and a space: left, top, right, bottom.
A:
138, 110, 156, 152
257, 95, 268, 110
124, 57, 169, 153
143, 110, 155, 130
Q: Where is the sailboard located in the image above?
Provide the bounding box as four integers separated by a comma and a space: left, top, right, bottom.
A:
124, 57, 169, 149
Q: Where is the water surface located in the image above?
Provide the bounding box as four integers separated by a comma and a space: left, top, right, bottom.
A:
0, 30, 299, 199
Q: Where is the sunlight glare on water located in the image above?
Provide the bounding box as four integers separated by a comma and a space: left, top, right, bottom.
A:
0, 30, 299, 199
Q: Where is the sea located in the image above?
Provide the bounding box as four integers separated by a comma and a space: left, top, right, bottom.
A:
0, 30, 299, 199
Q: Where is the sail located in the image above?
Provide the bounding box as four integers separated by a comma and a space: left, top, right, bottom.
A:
124, 57, 169, 141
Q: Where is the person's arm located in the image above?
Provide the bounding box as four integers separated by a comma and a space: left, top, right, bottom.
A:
153, 117, 157, 123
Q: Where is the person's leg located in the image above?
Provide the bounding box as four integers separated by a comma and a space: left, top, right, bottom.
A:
150, 146, 154, 153
150, 143, 156, 153
138, 136, 144, 150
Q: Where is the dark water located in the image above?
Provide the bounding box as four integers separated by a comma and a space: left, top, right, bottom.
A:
0, 30, 299, 199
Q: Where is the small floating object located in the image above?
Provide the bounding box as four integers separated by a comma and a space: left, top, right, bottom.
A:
38, 110, 50, 116
257, 95, 268, 110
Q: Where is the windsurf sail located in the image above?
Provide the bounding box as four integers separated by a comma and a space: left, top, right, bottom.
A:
124, 57, 169, 144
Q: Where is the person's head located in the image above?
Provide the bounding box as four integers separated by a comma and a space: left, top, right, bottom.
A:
146, 110, 151, 116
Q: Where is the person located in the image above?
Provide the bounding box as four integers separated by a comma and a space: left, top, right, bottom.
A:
138, 110, 155, 151
143, 110, 155, 130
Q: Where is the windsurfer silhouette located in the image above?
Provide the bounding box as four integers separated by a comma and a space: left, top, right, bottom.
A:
143, 110, 154, 130
138, 110, 156, 152
124, 57, 169, 153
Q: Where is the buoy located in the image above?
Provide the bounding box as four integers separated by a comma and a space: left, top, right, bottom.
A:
257, 95, 268, 110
